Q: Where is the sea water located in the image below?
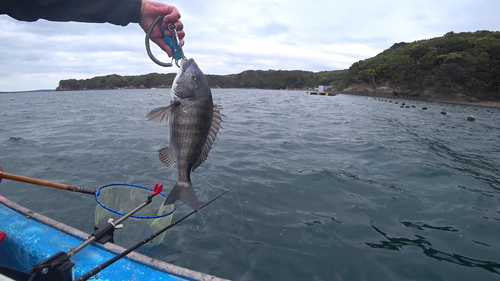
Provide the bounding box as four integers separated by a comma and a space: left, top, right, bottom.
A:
1, 89, 499, 280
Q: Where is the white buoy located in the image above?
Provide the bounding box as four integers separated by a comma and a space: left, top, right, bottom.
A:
467, 115, 475, 122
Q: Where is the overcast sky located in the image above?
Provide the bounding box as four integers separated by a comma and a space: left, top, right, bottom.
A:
1, 0, 499, 91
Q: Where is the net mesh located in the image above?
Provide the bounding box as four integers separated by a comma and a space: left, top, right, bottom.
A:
94, 184, 175, 248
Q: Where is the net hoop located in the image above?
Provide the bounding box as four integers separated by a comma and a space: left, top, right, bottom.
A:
95, 183, 176, 219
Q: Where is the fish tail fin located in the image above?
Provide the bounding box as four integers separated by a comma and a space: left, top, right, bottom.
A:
163, 181, 200, 210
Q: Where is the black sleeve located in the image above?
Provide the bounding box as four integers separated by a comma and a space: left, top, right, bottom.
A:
0, 0, 142, 26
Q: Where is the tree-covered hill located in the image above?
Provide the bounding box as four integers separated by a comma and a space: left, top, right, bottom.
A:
57, 69, 347, 91
347, 30, 500, 100
57, 30, 500, 101
57, 73, 177, 91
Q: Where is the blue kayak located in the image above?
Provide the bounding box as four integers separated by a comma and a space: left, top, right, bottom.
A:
0, 195, 227, 281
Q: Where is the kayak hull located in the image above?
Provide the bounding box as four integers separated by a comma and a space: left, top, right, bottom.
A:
0, 195, 227, 281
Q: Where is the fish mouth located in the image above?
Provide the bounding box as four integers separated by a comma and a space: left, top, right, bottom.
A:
181, 58, 195, 71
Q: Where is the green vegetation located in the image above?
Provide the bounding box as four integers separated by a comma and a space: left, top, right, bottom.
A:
57, 30, 500, 101
206, 69, 348, 90
57, 69, 348, 91
57, 73, 177, 91
348, 30, 500, 100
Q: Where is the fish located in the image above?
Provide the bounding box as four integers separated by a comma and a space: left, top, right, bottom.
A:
146, 58, 221, 210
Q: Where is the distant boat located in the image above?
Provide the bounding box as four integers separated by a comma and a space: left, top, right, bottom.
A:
306, 85, 338, 96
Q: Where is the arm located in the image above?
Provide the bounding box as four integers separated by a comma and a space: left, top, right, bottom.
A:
0, 0, 142, 26
0, 0, 184, 56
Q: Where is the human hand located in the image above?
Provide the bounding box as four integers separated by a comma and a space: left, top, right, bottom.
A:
139, 0, 185, 57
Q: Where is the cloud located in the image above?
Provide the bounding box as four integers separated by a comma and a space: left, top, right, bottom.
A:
1, 0, 500, 91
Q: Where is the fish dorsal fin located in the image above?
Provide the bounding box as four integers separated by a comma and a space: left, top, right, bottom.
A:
192, 105, 222, 171
146, 103, 177, 123
158, 146, 175, 167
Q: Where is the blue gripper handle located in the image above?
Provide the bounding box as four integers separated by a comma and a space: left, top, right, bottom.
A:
161, 26, 184, 62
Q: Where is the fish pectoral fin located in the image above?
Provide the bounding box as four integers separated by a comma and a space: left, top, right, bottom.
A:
192, 104, 222, 171
158, 146, 175, 167
146, 103, 176, 123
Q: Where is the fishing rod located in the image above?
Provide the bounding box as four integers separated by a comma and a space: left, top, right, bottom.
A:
76, 187, 234, 281
0, 165, 95, 195
0, 165, 172, 247
0, 166, 176, 219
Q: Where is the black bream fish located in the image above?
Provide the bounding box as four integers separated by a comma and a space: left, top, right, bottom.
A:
146, 58, 221, 210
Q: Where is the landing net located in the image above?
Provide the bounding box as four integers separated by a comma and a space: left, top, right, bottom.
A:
94, 183, 175, 248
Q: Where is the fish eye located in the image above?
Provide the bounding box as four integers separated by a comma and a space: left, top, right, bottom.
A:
191, 74, 197, 81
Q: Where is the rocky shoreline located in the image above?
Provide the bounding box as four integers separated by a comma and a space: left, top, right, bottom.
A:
341, 84, 500, 109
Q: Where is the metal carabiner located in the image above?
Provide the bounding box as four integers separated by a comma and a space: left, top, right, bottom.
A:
145, 16, 186, 67
161, 23, 185, 67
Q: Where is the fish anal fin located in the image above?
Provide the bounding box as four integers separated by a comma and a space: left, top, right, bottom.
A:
158, 146, 175, 167
192, 105, 222, 171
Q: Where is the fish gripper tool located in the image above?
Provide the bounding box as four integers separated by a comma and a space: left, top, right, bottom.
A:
146, 15, 186, 68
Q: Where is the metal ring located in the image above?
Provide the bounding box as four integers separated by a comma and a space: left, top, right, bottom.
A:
95, 183, 176, 219
168, 22, 177, 32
